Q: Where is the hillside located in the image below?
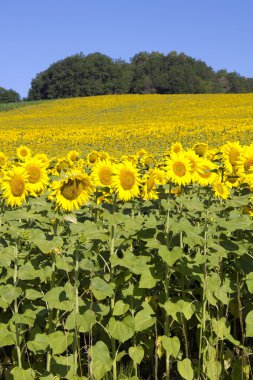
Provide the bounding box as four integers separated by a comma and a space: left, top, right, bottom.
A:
0, 94, 253, 157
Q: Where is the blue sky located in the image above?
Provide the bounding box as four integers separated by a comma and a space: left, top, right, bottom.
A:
1, 0, 253, 98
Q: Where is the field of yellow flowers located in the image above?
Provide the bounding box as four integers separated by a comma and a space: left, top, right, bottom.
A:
0, 94, 253, 380
0, 94, 253, 157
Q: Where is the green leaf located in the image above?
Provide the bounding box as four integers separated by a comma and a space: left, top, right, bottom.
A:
0, 284, 22, 306
162, 336, 180, 358
134, 308, 156, 331
212, 318, 240, 344
108, 316, 135, 342
65, 309, 96, 332
0, 323, 15, 347
128, 345, 144, 364
27, 333, 50, 353
245, 310, 253, 337
49, 330, 73, 354
158, 246, 183, 267
8, 367, 36, 380
162, 299, 195, 322
50, 354, 75, 379
88, 341, 113, 380
206, 360, 222, 380
90, 277, 114, 300
43, 286, 73, 311
113, 300, 129, 316
246, 272, 253, 293
25, 289, 43, 300
177, 358, 194, 380
139, 267, 157, 288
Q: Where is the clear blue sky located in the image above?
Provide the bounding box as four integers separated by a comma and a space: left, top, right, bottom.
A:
1, 0, 253, 98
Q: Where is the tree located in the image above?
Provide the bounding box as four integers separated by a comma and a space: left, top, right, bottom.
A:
0, 87, 21, 103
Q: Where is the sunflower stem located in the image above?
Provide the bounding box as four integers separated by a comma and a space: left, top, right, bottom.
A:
14, 244, 22, 369
73, 249, 80, 376
164, 185, 172, 380
110, 194, 117, 380
46, 250, 56, 372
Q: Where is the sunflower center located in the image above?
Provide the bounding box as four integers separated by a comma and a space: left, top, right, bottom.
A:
20, 149, 29, 157
28, 166, 41, 183
61, 179, 83, 200
173, 162, 186, 177
229, 149, 239, 166
144, 157, 154, 167
120, 169, 135, 190
57, 161, 70, 173
99, 167, 112, 186
194, 144, 207, 157
89, 153, 99, 163
10, 176, 25, 196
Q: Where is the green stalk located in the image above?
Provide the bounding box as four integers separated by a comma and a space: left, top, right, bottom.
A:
197, 215, 208, 380
73, 250, 80, 376
164, 187, 172, 380
110, 195, 117, 380
14, 244, 22, 369
46, 250, 56, 372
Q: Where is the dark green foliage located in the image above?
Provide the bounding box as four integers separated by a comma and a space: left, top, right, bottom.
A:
27, 51, 253, 100
0, 87, 20, 103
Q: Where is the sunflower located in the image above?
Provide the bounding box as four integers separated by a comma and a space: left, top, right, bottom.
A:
136, 148, 147, 158
99, 151, 110, 161
0, 152, 8, 168
212, 177, 230, 200
111, 161, 141, 201
67, 150, 80, 163
193, 142, 208, 157
221, 141, 242, 173
171, 142, 183, 154
141, 170, 160, 200
1, 166, 30, 207
141, 154, 156, 168
236, 146, 253, 180
16, 145, 32, 161
34, 153, 51, 168
50, 170, 93, 212
22, 157, 49, 195
184, 149, 200, 181
166, 152, 192, 186
91, 159, 113, 188
87, 151, 100, 165
55, 157, 72, 175
195, 158, 218, 187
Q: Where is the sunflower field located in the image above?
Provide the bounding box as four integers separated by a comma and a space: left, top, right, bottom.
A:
0, 137, 253, 380
0, 94, 253, 380
1, 94, 253, 157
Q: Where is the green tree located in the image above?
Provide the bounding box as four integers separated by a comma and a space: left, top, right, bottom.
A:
0, 87, 21, 103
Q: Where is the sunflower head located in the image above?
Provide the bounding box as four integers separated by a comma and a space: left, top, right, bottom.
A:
87, 151, 100, 165
22, 158, 49, 195
213, 177, 230, 200
67, 150, 80, 162
171, 142, 183, 154
91, 159, 113, 188
1, 166, 30, 207
111, 161, 141, 201
50, 170, 93, 212
0, 152, 8, 168
16, 146, 32, 161
166, 152, 192, 186
194, 143, 208, 157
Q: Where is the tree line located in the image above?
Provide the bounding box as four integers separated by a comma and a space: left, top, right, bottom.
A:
1, 51, 253, 103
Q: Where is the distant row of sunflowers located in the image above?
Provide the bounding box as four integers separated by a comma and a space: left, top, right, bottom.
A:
0, 141, 252, 211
